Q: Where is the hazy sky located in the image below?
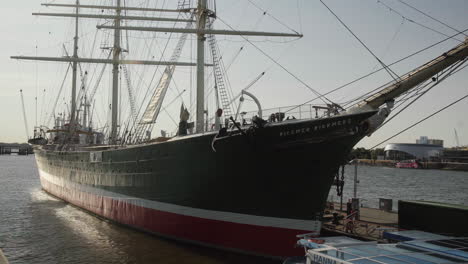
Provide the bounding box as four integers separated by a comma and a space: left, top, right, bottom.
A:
1, 0, 467, 148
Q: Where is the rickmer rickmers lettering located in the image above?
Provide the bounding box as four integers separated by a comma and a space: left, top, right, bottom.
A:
279, 118, 354, 137
14, 0, 468, 259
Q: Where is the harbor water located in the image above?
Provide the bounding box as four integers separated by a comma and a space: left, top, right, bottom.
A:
329, 164, 468, 210
0, 155, 467, 263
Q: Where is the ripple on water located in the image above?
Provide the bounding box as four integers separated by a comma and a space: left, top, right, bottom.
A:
329, 165, 468, 209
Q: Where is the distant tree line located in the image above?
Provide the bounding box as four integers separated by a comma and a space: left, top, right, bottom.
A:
349, 147, 384, 160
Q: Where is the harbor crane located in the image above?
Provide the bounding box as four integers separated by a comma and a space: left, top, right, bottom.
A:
454, 128, 461, 148
20, 89, 30, 140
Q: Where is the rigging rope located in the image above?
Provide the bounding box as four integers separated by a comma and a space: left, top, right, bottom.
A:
216, 16, 333, 106
377, 0, 464, 43
319, 0, 400, 82
284, 28, 468, 114
387, 80, 428, 110
296, 0, 303, 34
206, 71, 266, 124
203, 1, 288, 119
142, 31, 192, 141
377, 58, 468, 130
45, 63, 71, 126
396, 0, 467, 37
129, 9, 186, 141
371, 18, 405, 72
35, 44, 38, 128
246, 0, 300, 34
117, 0, 169, 139
370, 79, 468, 149
39, 88, 46, 127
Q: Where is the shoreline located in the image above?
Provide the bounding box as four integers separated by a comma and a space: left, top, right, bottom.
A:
356, 159, 468, 172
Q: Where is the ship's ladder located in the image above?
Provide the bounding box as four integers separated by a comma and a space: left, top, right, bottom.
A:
207, 31, 234, 119
122, 63, 138, 125
133, 22, 192, 143
177, 0, 191, 10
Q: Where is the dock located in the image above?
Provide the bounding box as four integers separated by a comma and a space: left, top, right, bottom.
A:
322, 202, 398, 241
0, 143, 33, 155
322, 198, 468, 242
355, 206, 398, 225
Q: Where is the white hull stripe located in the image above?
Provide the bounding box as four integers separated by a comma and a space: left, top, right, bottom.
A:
38, 169, 321, 231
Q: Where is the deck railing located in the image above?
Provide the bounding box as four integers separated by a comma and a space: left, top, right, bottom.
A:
239, 103, 340, 124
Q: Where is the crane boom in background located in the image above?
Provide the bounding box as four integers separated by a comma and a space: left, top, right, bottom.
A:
20, 90, 30, 140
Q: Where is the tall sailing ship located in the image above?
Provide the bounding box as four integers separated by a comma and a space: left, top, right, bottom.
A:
12, 0, 468, 258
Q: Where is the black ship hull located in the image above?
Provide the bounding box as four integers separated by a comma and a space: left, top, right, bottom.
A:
35, 110, 376, 258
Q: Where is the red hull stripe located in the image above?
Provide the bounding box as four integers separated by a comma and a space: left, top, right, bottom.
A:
38, 169, 320, 231
38, 171, 316, 257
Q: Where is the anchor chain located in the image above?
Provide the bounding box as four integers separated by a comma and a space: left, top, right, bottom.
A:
335, 165, 345, 196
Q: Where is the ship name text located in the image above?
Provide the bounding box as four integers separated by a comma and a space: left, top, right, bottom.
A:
279, 118, 353, 137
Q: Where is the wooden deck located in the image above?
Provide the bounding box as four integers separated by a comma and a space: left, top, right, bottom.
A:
322, 203, 399, 241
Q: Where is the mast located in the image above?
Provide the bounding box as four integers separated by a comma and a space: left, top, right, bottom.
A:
196, 0, 207, 133
96, 2, 302, 133
12, 0, 303, 138
70, 0, 79, 132
110, 0, 121, 144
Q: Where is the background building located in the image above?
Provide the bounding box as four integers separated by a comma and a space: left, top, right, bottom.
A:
416, 136, 443, 146
416, 136, 429, 144
384, 143, 443, 160
442, 148, 468, 163
384, 136, 444, 160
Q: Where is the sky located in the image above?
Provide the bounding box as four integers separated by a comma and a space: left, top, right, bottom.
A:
1, 0, 467, 148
